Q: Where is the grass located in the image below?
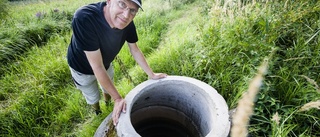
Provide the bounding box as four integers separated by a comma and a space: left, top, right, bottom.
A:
113, 0, 192, 83
231, 57, 269, 137
0, 0, 319, 136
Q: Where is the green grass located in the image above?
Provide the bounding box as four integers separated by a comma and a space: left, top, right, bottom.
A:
0, 0, 319, 136
0, 0, 86, 77
113, 0, 194, 83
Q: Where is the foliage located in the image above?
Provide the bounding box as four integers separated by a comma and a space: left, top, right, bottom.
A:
204, 0, 320, 136
168, 0, 196, 9
113, 0, 188, 82
0, 0, 198, 136
202, 0, 320, 136
253, 1, 320, 136
0, 0, 9, 20
114, 11, 169, 82
0, 6, 73, 77
0, 0, 319, 136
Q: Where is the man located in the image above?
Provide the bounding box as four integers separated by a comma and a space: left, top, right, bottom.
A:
67, 0, 167, 126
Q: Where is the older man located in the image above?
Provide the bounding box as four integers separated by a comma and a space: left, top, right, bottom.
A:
67, 0, 167, 125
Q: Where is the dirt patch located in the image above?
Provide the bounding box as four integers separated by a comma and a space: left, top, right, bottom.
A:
104, 118, 117, 137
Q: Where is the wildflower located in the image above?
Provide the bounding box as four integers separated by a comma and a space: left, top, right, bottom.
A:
35, 12, 42, 18
271, 112, 280, 125
35, 11, 46, 19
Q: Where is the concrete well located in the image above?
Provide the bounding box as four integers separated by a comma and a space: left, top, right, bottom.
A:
95, 76, 230, 137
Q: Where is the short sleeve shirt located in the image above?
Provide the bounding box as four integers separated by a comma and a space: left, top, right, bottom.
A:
67, 2, 138, 74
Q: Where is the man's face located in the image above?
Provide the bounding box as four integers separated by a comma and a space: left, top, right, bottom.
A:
106, 0, 139, 29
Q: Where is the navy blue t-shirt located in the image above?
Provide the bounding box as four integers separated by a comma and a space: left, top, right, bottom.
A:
67, 2, 138, 74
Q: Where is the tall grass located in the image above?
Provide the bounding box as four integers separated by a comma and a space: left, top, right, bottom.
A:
0, 0, 9, 20
231, 57, 269, 137
0, 33, 86, 136
113, 0, 196, 83
0, 0, 104, 136
0, 0, 319, 136
0, 0, 100, 75
0, 0, 199, 136
206, 0, 320, 136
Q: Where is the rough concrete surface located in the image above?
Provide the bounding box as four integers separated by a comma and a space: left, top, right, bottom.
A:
95, 76, 230, 137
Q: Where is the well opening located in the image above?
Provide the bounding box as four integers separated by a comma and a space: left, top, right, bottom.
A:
130, 80, 213, 137
95, 76, 230, 137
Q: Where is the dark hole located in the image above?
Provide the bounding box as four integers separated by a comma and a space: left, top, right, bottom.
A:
134, 117, 201, 137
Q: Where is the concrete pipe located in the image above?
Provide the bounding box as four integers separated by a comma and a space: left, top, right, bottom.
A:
95, 76, 230, 137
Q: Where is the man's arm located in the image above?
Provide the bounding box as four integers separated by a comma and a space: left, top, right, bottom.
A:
127, 42, 167, 79
84, 49, 126, 125
85, 49, 121, 100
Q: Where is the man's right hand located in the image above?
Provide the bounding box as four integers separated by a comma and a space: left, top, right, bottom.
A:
112, 98, 127, 126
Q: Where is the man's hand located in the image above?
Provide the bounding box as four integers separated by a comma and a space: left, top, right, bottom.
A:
112, 98, 126, 126
149, 73, 168, 80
